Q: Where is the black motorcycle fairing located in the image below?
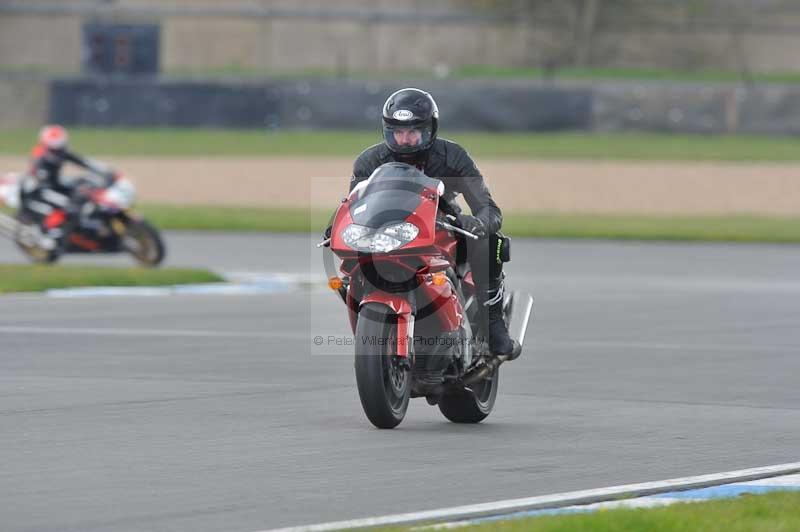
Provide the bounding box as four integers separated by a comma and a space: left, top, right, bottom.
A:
349, 167, 443, 228
63, 209, 136, 253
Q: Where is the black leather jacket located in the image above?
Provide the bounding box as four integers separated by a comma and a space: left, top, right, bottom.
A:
30, 148, 104, 193
350, 138, 503, 234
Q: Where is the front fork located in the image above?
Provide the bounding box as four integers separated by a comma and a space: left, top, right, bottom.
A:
342, 271, 464, 363
358, 292, 415, 363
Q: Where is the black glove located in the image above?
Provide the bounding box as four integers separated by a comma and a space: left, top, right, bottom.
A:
456, 214, 487, 239
322, 225, 332, 247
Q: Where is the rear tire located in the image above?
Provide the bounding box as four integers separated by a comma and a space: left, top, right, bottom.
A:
438, 368, 499, 423
14, 212, 59, 264
122, 219, 165, 267
354, 303, 410, 429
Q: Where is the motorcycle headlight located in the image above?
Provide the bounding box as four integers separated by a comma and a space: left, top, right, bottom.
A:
104, 180, 137, 208
341, 222, 419, 253
341, 224, 373, 249
381, 222, 419, 242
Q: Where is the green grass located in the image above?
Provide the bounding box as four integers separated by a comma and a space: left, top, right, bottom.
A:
454, 65, 800, 84
11, 64, 798, 84
0, 264, 223, 294
412, 491, 800, 532
161, 65, 437, 80
138, 205, 331, 233
138, 204, 800, 244
165, 65, 800, 84
500, 212, 800, 243
1, 129, 799, 161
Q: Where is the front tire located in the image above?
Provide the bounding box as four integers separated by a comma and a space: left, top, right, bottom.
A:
121, 219, 165, 267
354, 303, 411, 429
438, 368, 499, 423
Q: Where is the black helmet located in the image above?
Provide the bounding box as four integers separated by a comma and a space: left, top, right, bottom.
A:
382, 88, 439, 163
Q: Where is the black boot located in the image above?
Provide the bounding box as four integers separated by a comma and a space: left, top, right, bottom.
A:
479, 282, 520, 359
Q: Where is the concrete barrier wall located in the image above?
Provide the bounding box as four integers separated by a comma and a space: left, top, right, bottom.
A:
2, 2, 800, 74
3, 73, 800, 135
0, 78, 48, 128
591, 82, 800, 135
45, 78, 800, 135
48, 78, 593, 131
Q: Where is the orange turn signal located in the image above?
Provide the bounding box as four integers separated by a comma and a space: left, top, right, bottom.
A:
328, 276, 344, 290
431, 271, 447, 286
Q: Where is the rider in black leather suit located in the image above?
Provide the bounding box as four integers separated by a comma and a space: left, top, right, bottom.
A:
336, 88, 519, 358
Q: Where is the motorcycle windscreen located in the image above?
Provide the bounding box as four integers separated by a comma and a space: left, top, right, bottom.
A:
349, 171, 442, 228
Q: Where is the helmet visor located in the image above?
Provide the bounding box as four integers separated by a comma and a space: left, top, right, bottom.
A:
383, 123, 433, 154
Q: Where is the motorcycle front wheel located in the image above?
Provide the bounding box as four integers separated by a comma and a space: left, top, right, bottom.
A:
121, 219, 165, 267
354, 303, 411, 429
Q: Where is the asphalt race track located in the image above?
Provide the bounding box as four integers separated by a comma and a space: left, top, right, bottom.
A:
2, 233, 800, 531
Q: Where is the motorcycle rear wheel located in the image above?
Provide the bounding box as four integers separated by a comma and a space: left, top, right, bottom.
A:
14, 212, 59, 264
438, 368, 499, 424
354, 303, 411, 429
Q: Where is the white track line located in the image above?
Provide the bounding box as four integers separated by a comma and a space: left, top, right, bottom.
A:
536, 339, 800, 353
0, 325, 280, 339
261, 462, 800, 532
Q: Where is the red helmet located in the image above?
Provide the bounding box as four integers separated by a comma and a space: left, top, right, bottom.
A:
38, 125, 69, 151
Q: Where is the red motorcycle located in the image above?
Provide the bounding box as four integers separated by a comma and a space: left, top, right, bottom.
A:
322, 162, 533, 429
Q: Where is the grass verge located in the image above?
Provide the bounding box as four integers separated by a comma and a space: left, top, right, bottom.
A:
500, 212, 800, 243
453, 65, 800, 84
10, 65, 799, 84
0, 264, 223, 294
138, 205, 332, 233
415, 491, 800, 532
1, 129, 799, 161
138, 204, 800, 244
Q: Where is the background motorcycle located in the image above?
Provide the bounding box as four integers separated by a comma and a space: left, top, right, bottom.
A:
323, 164, 533, 429
0, 172, 165, 267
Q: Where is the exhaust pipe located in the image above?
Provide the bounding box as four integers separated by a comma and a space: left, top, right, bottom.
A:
461, 355, 505, 386
507, 290, 534, 354
424, 291, 534, 401
461, 290, 534, 386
